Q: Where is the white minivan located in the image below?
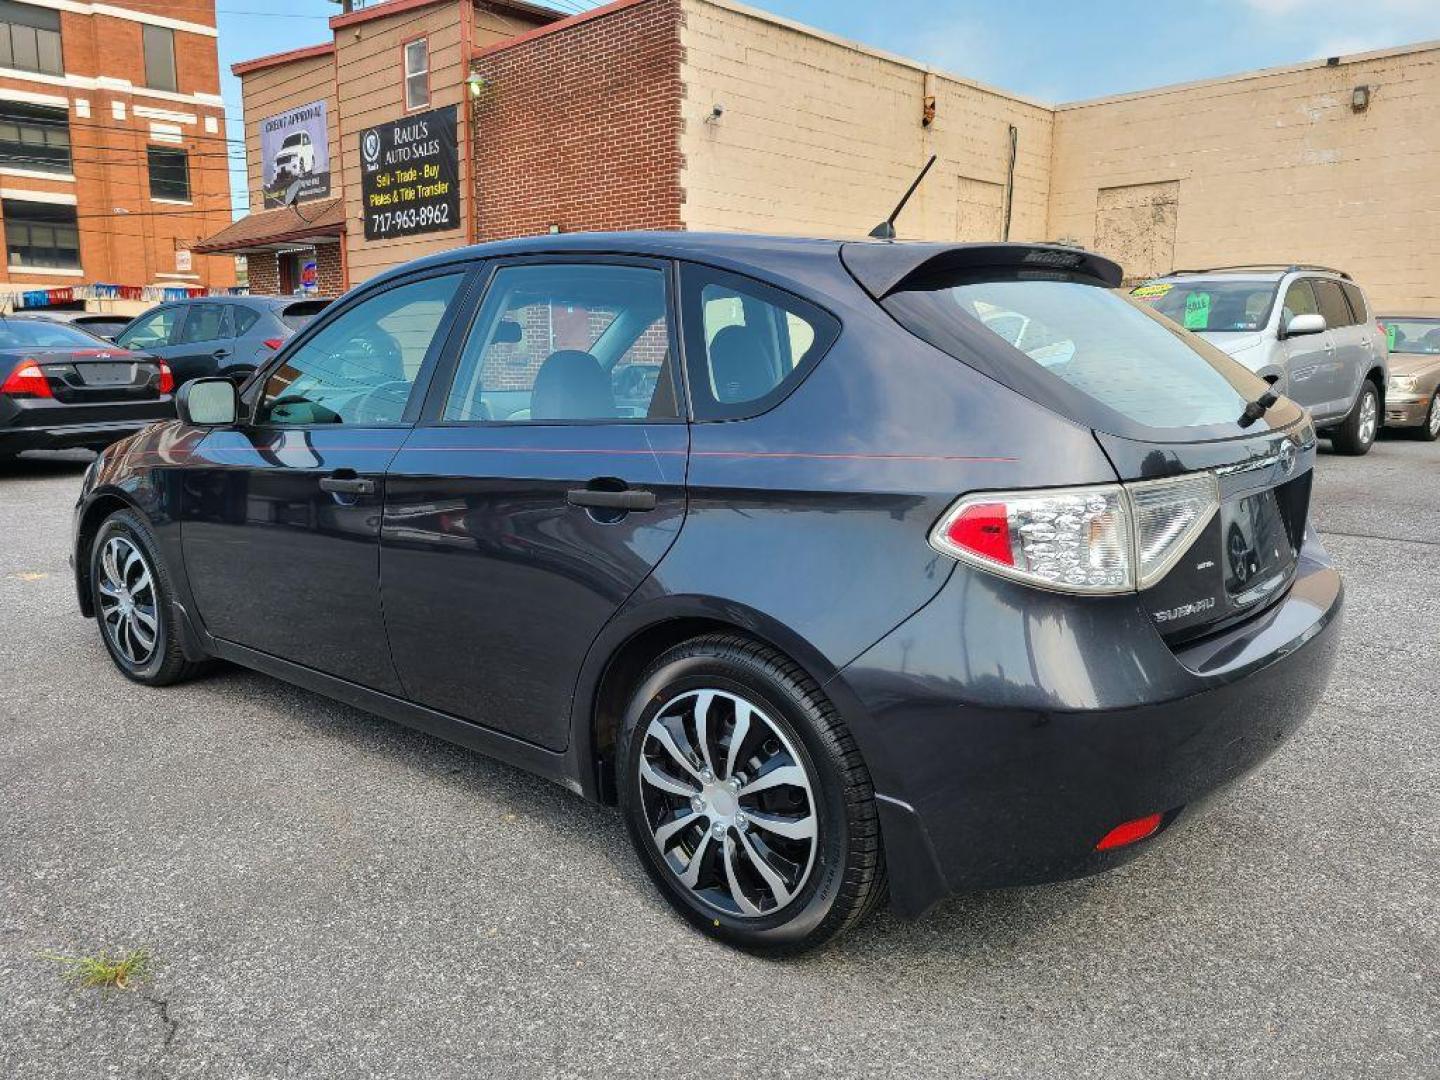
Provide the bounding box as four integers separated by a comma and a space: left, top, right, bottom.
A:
1135, 264, 1388, 455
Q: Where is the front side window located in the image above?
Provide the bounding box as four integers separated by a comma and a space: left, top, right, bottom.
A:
885, 273, 1269, 436
444, 263, 676, 423
0, 101, 70, 174
258, 273, 462, 426
176, 303, 231, 345
2, 198, 78, 270
143, 24, 177, 92
681, 266, 836, 420
1312, 279, 1354, 329
1137, 279, 1277, 333
404, 38, 428, 110
147, 146, 190, 201
117, 306, 181, 349
0, 1, 63, 76
1281, 279, 1319, 323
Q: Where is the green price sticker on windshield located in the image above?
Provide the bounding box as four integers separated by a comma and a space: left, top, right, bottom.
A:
1183, 292, 1211, 330
1387, 324, 1397, 350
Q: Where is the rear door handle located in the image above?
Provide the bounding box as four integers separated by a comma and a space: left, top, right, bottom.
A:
566, 487, 657, 512
212, 348, 231, 358
320, 475, 375, 495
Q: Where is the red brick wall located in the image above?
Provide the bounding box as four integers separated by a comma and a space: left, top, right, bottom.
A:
244, 244, 342, 297
246, 254, 279, 295
468, 0, 684, 241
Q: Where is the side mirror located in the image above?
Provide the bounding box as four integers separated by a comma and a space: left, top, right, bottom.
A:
176, 378, 238, 427
1284, 313, 1326, 338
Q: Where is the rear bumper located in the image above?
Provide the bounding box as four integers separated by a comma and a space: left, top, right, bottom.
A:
0, 418, 157, 454
834, 532, 1343, 917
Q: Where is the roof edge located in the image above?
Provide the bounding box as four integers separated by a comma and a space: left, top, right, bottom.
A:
332, 0, 561, 32
473, 0, 653, 61
232, 41, 335, 78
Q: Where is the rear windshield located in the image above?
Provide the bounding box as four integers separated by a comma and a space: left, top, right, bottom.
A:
884, 273, 1271, 439
0, 319, 110, 349
280, 300, 332, 330
1382, 319, 1440, 355
1132, 279, 1278, 332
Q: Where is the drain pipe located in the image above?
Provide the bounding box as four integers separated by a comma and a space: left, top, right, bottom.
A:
1002, 124, 1018, 241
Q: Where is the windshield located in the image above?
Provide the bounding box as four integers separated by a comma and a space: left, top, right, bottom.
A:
1383, 318, 1440, 355
1132, 279, 1278, 333
0, 319, 113, 349
884, 273, 1271, 438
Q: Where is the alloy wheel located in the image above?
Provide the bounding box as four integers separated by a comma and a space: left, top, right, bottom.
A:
97, 536, 159, 667
1428, 394, 1440, 438
637, 689, 818, 918
1359, 390, 1378, 445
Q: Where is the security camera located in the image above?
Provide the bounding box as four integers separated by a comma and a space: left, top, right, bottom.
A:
706, 103, 724, 123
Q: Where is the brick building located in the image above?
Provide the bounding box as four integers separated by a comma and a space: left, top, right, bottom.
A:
0, 0, 235, 313
221, 0, 1440, 312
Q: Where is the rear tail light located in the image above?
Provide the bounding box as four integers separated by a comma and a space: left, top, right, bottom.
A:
930, 473, 1219, 594
1, 360, 52, 398
1095, 813, 1164, 851
262, 338, 284, 351
156, 360, 175, 394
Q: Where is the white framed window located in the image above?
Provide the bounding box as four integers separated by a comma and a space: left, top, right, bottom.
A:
403, 38, 428, 111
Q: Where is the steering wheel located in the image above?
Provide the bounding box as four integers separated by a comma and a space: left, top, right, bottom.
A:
350, 379, 413, 425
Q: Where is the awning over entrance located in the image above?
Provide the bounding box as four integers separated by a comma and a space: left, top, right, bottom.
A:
193, 198, 346, 255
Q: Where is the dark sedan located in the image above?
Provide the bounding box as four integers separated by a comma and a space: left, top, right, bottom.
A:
71, 234, 1342, 953
0, 317, 172, 461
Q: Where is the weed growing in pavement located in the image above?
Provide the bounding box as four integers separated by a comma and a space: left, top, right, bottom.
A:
45, 947, 153, 992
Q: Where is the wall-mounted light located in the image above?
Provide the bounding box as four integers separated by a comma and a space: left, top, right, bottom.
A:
467, 73, 487, 99
547, 224, 561, 234
1351, 84, 1371, 112
704, 103, 724, 124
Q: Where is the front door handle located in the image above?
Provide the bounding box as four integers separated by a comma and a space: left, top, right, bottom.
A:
566, 487, 657, 512
320, 475, 375, 495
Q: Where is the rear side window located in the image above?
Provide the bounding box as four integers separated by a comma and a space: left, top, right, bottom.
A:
680, 265, 838, 420
1340, 282, 1368, 324
1312, 279, 1354, 328
885, 273, 1269, 438
176, 303, 230, 345
233, 306, 261, 336
280, 300, 332, 331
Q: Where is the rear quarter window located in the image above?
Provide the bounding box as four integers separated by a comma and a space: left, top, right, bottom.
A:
280, 300, 332, 331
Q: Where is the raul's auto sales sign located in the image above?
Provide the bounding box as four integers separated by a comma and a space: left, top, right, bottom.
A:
359, 105, 460, 241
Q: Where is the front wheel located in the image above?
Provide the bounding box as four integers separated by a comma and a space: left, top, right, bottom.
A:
90, 510, 208, 686
1413, 392, 1440, 442
618, 634, 886, 954
1331, 380, 1379, 455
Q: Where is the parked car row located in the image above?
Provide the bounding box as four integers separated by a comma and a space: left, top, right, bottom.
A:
1, 297, 331, 462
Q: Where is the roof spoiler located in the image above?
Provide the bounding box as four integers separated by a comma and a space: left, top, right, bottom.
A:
841, 242, 1124, 299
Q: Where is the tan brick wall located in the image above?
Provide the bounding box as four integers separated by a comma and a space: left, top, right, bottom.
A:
678, 0, 1053, 243
0, 3, 234, 294
1048, 44, 1440, 310
468, 0, 685, 241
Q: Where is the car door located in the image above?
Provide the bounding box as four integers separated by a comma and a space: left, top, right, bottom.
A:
165, 302, 234, 385
1310, 278, 1362, 417
381, 257, 689, 750
1341, 279, 1383, 380
179, 267, 472, 692
1277, 278, 1332, 413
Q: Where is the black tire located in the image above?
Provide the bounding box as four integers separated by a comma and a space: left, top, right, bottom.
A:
618, 634, 885, 955
89, 509, 209, 686
1412, 392, 1440, 442
1331, 380, 1380, 455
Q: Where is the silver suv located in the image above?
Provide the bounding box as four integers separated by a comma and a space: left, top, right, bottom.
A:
1134, 265, 1388, 455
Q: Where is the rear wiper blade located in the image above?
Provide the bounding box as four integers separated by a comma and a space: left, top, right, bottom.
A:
1237, 389, 1279, 428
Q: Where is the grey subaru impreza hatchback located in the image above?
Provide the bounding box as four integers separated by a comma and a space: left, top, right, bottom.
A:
72, 234, 1342, 953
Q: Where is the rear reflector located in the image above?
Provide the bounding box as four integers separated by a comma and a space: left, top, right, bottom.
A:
1095, 813, 1164, 851
1, 360, 52, 398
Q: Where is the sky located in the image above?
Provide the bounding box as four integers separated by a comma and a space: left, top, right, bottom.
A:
216, 0, 1440, 217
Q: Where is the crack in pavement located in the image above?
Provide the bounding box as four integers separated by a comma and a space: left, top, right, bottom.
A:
144, 993, 180, 1051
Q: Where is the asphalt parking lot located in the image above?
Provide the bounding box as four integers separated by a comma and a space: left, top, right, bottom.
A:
1, 438, 1436, 1080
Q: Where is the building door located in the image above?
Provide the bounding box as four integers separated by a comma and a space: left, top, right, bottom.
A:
1095, 181, 1180, 283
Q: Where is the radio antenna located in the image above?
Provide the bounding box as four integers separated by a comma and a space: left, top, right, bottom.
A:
868, 154, 937, 240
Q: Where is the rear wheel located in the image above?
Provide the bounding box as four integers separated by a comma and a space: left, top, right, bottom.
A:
90, 510, 208, 686
1331, 380, 1379, 455
618, 634, 885, 954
